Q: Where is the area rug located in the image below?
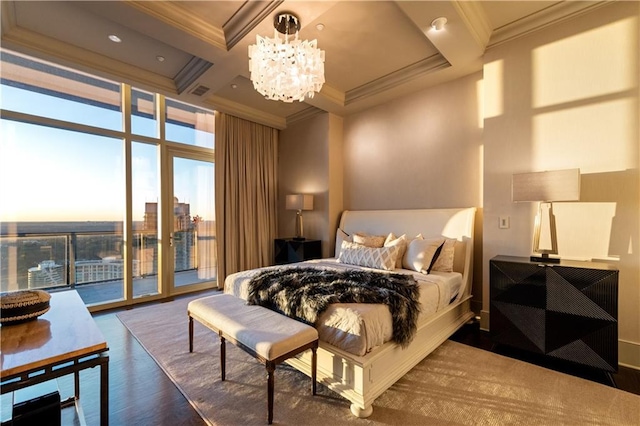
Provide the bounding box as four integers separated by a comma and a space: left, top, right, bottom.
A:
117, 293, 639, 425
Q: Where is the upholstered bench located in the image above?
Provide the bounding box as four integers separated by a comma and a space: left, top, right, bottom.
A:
188, 294, 319, 424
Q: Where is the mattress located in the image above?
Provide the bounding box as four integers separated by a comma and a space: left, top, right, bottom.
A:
224, 258, 462, 356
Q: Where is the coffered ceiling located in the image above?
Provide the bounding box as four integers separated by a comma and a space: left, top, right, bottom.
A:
1, 1, 606, 128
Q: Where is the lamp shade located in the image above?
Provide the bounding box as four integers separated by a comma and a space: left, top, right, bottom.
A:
512, 169, 580, 202
286, 194, 313, 211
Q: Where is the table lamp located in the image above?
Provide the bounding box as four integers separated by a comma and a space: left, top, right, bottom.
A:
512, 168, 580, 263
286, 194, 313, 240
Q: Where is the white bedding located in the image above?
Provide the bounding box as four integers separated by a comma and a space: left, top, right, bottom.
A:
223, 258, 462, 356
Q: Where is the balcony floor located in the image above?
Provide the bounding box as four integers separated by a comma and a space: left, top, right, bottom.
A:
73, 270, 213, 305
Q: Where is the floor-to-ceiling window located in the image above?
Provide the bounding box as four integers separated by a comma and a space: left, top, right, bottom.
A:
0, 48, 216, 310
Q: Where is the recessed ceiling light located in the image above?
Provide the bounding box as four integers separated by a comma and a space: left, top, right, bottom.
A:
316, 23, 325, 31
156, 55, 165, 62
431, 17, 447, 31
108, 34, 122, 43
231, 84, 238, 89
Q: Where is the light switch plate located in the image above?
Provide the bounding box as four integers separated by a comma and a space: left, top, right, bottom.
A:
499, 216, 510, 229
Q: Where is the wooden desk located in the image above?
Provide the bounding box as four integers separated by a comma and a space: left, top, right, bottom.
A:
1, 290, 109, 425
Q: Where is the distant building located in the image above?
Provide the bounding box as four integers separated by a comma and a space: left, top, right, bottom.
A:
173, 197, 191, 231
28, 258, 140, 289
28, 260, 64, 289
75, 257, 140, 284
143, 197, 194, 271
144, 197, 191, 231
144, 202, 158, 230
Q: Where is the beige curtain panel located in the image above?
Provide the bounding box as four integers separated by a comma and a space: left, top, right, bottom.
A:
215, 112, 278, 288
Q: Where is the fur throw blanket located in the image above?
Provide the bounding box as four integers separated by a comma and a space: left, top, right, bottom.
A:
247, 267, 421, 347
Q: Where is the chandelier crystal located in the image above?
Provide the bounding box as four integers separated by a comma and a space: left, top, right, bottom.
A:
248, 13, 325, 103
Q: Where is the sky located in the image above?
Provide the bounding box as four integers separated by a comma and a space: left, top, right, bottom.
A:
0, 83, 215, 223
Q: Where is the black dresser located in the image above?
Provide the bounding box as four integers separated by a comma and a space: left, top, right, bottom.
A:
274, 238, 322, 265
490, 255, 618, 373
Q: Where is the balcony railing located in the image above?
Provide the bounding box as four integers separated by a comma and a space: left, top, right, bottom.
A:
0, 226, 216, 305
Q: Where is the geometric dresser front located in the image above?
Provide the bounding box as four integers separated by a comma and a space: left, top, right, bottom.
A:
490, 255, 619, 373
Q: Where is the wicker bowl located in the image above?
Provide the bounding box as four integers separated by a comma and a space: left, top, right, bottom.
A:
0, 290, 51, 325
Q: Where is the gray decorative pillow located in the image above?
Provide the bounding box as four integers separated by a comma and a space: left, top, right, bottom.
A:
338, 241, 400, 271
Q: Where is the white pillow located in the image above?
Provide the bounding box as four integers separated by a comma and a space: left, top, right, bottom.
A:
403, 237, 445, 273
384, 233, 407, 269
335, 228, 353, 257
353, 232, 386, 248
338, 241, 400, 271
431, 238, 456, 272
401, 234, 423, 269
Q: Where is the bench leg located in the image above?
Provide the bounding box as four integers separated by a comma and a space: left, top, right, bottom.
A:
311, 347, 317, 396
266, 362, 275, 425
220, 335, 226, 381
188, 316, 194, 353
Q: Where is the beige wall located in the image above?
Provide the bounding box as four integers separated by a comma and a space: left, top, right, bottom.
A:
343, 72, 483, 212
483, 1, 639, 367
279, 113, 343, 258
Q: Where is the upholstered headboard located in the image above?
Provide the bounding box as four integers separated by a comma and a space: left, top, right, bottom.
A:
335, 207, 477, 299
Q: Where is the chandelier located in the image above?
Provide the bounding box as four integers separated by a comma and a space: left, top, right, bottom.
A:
248, 13, 325, 103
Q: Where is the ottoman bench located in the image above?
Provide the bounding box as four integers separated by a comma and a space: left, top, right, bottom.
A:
188, 293, 319, 424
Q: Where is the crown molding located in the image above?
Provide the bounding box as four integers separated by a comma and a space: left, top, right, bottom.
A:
452, 0, 492, 49
488, 1, 611, 49
2, 26, 177, 95
205, 95, 286, 129
346, 55, 450, 105
124, 0, 227, 51
318, 83, 345, 107
286, 106, 324, 126
224, 1, 284, 50
174, 57, 214, 94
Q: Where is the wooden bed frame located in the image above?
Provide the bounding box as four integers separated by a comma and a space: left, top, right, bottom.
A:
285, 207, 477, 417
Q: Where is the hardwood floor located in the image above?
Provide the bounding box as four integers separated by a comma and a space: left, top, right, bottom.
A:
81, 311, 205, 426
1, 304, 204, 426
3, 306, 638, 425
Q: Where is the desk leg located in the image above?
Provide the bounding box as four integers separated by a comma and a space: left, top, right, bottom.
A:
74, 365, 81, 399
100, 355, 109, 426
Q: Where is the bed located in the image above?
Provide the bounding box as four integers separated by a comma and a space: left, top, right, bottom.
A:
224, 207, 476, 417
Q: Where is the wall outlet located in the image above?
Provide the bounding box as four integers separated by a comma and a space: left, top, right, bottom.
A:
499, 216, 510, 229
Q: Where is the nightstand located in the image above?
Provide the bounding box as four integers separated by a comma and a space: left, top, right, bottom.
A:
490, 255, 619, 373
274, 238, 322, 265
